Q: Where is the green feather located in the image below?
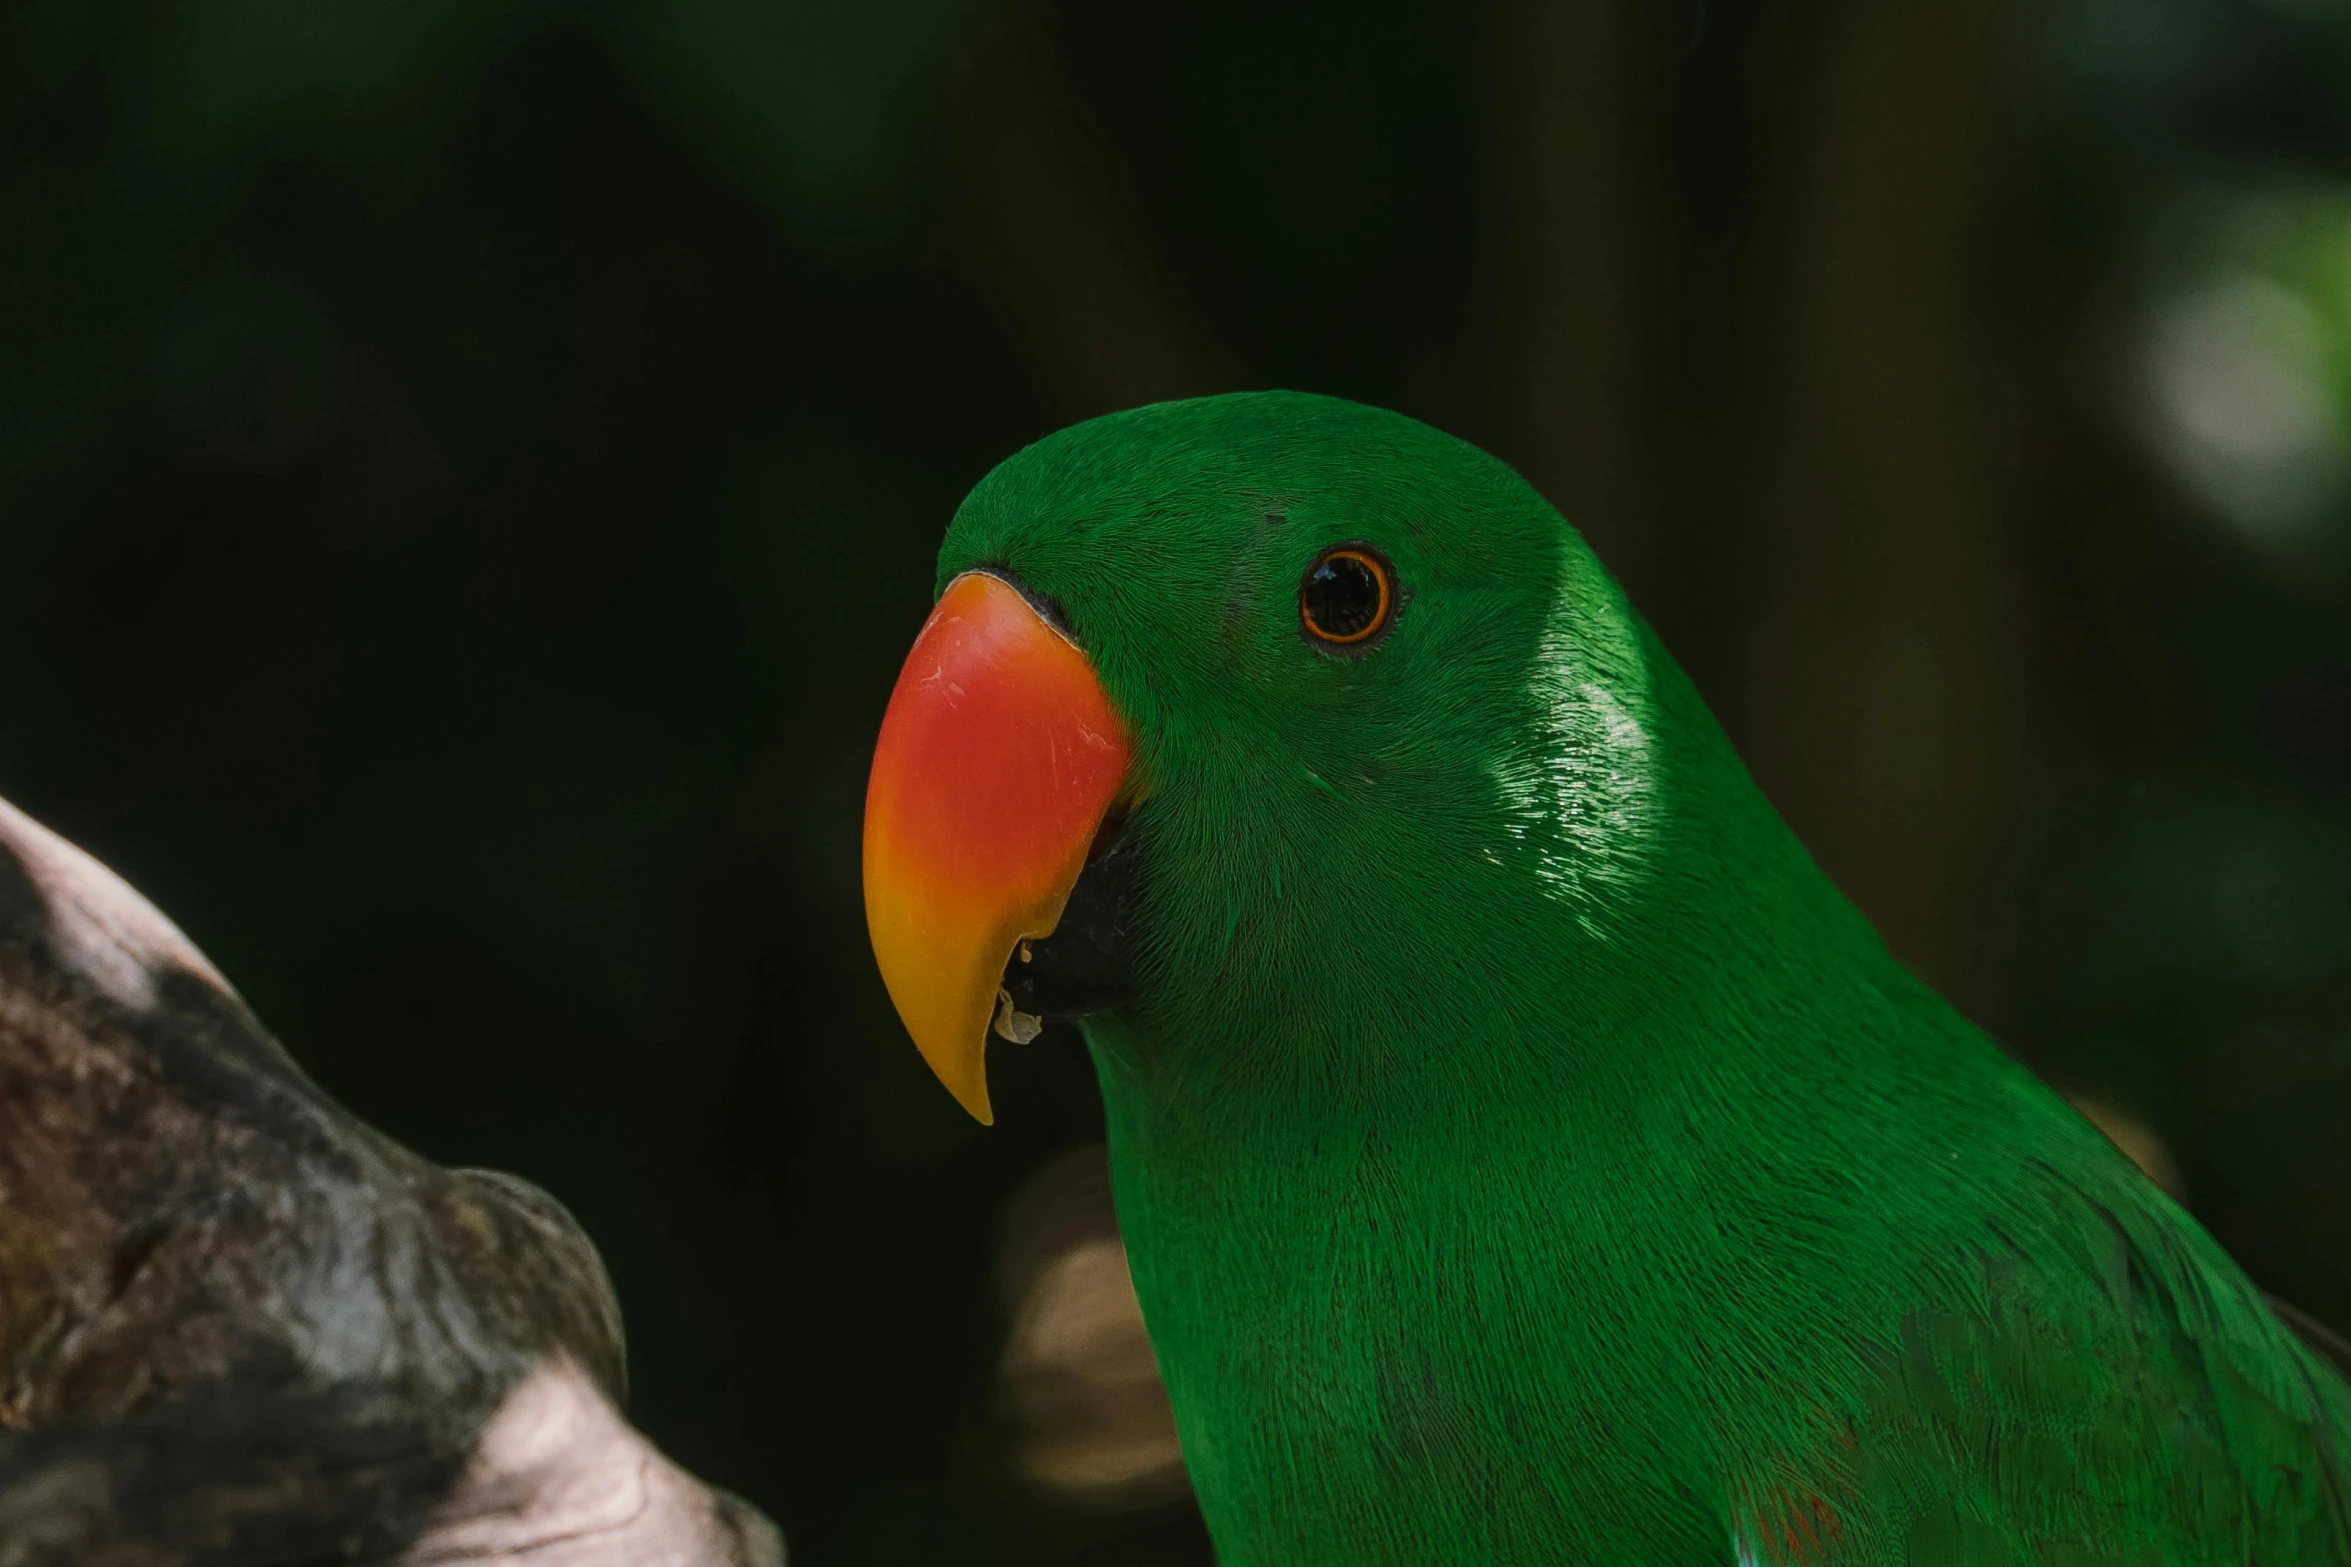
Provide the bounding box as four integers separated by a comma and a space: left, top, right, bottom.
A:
938, 391, 2351, 1565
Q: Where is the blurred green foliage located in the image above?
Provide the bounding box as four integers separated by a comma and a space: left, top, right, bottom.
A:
3, 0, 2351, 1561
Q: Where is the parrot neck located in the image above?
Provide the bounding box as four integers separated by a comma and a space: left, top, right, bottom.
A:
1085, 671, 1981, 1562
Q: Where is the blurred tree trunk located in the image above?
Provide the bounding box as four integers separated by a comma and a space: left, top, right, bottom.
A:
1732, 0, 2024, 997
943, 6, 1237, 420
1478, 0, 1677, 610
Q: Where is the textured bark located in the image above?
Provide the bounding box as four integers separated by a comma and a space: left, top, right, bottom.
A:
0, 795, 783, 1565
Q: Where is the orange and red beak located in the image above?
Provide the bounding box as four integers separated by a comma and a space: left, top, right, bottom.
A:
862, 571, 1131, 1123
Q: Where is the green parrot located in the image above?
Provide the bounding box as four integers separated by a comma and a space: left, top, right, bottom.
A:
861, 391, 2351, 1564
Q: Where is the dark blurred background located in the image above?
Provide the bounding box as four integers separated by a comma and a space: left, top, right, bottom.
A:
5, 0, 2351, 1559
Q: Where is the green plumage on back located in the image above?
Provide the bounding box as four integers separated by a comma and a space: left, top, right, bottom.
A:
938, 392, 2351, 1564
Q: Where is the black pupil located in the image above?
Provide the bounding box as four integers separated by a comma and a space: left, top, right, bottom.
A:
1305, 554, 1382, 638
1305, 555, 1382, 638
1307, 554, 1372, 639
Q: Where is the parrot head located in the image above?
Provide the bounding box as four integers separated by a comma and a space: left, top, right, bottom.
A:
864, 390, 1688, 1124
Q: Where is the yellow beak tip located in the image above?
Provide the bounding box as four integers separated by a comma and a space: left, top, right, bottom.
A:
917, 1035, 996, 1125
948, 1073, 995, 1126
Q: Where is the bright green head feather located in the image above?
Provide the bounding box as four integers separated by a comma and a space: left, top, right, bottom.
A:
940, 392, 1842, 1104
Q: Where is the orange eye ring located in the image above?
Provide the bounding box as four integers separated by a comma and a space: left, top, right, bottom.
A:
1299, 545, 1396, 648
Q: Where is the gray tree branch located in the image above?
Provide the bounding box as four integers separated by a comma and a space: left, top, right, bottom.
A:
0, 796, 782, 1565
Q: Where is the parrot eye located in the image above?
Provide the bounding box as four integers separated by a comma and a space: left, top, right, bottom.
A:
1299, 546, 1395, 649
